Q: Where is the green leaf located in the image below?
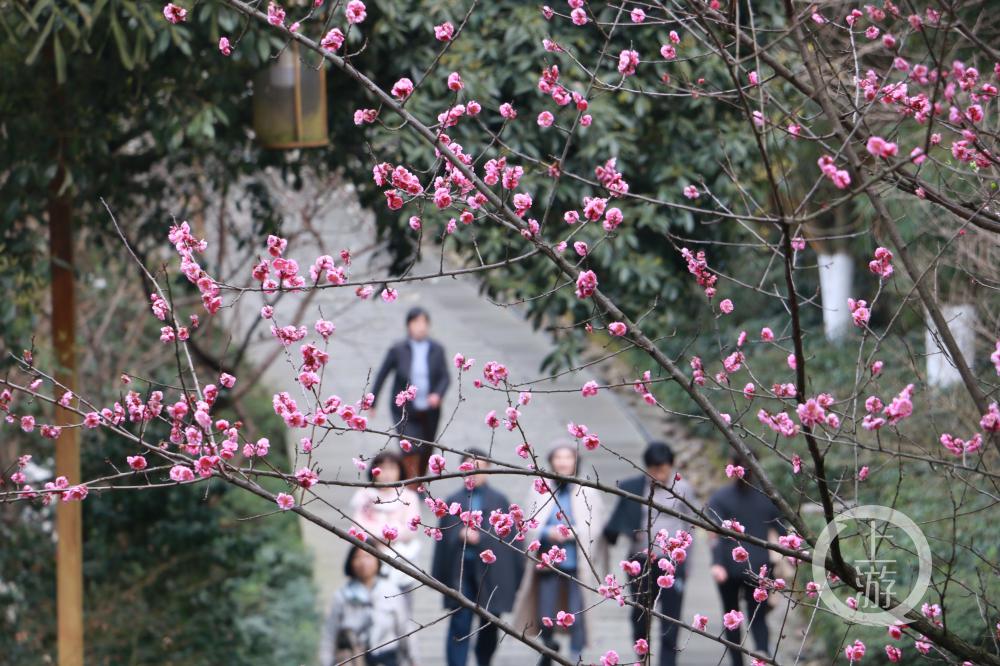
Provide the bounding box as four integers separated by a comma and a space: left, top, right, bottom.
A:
132, 27, 146, 64
50, 3, 82, 42
219, 11, 236, 32
53, 32, 66, 84
28, 0, 54, 25
122, 0, 155, 42
24, 13, 55, 66
153, 24, 170, 55
110, 11, 134, 70
0, 15, 20, 41
168, 24, 192, 57
176, 33, 192, 57
90, 0, 109, 24
11, 1, 41, 32
209, 5, 219, 41
169, 129, 184, 150
64, 0, 92, 28
213, 107, 231, 127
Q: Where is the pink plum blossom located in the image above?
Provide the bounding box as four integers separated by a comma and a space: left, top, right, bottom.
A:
434, 21, 454, 41
723, 609, 744, 630
344, 0, 366, 24
163, 3, 187, 23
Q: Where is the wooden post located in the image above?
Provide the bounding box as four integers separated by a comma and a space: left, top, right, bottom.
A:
49, 163, 84, 666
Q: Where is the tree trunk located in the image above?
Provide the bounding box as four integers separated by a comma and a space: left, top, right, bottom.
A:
926, 304, 977, 388
817, 252, 854, 342
49, 167, 84, 666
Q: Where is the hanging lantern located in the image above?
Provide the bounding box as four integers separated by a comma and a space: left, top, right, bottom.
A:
253, 42, 329, 149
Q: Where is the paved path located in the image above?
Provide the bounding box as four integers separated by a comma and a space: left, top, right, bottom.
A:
215, 185, 798, 666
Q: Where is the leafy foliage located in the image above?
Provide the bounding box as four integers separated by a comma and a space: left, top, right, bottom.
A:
325, 2, 770, 372
0, 0, 330, 337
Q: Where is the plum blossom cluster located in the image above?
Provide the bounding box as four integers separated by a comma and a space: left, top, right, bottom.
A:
566, 421, 600, 451
8, 4, 1000, 665
162, 3, 186, 23
535, 64, 592, 129
4, 358, 253, 500
796, 393, 840, 430
851, 55, 999, 169
690, 356, 706, 386
575, 270, 598, 299
939, 432, 983, 456
981, 402, 1000, 433
7, 454, 86, 504
371, 135, 512, 238
168, 222, 222, 314
540, 609, 576, 629
866, 135, 899, 159
280, 389, 372, 433
251, 235, 350, 295
632, 370, 657, 405
757, 409, 800, 438
680, 248, 717, 298
862, 384, 916, 431
594, 158, 630, 197
817, 155, 852, 190
868, 247, 894, 279
848, 298, 870, 328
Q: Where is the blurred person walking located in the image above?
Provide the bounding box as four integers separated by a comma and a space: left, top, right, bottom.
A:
349, 451, 422, 604
432, 449, 524, 666
707, 454, 786, 666
603, 442, 695, 666
513, 442, 606, 666
371, 307, 450, 482
320, 545, 413, 666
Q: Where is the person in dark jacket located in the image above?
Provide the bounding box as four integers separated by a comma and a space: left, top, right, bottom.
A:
706, 453, 786, 666
431, 449, 523, 666
372, 307, 450, 481
602, 442, 695, 666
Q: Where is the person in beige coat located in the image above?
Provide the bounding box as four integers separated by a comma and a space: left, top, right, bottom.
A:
512, 441, 606, 666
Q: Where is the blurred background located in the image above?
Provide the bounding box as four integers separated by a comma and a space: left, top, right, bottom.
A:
2, 1, 998, 664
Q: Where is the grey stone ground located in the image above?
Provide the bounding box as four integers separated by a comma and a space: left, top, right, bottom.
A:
218, 187, 800, 666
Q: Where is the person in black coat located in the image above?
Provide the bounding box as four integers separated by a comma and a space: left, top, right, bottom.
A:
431, 450, 523, 666
603, 442, 695, 666
707, 453, 786, 666
372, 307, 450, 481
